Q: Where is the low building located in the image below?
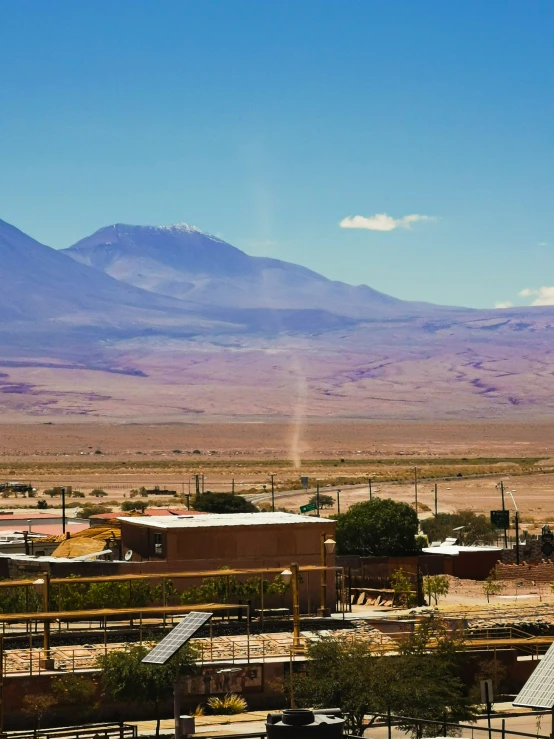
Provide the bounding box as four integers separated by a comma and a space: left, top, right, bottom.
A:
421, 544, 502, 580
88, 508, 207, 525
120, 511, 337, 610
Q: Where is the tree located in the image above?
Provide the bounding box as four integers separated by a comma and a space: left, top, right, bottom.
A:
98, 643, 197, 738
121, 500, 148, 513
390, 568, 416, 607
77, 503, 112, 519
289, 636, 379, 734
309, 494, 334, 509
288, 617, 477, 736
52, 674, 97, 719
423, 575, 450, 606
335, 499, 419, 556
421, 510, 495, 545
192, 492, 257, 514
90, 488, 108, 498
22, 694, 57, 735
484, 571, 506, 603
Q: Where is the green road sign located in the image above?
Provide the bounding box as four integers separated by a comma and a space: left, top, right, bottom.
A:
490, 510, 509, 528
300, 502, 317, 513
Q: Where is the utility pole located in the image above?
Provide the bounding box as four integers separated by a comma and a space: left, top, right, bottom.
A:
231, 478, 235, 495
61, 486, 66, 535
507, 490, 520, 565
368, 478, 372, 501
270, 474, 275, 512
434, 483, 438, 516
316, 483, 320, 517
195, 475, 200, 500
336, 489, 341, 515
500, 481, 508, 549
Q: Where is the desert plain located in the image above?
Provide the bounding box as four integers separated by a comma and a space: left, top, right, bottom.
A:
2, 420, 554, 532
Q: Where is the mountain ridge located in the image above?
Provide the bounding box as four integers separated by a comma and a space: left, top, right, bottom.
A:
62, 222, 429, 318
3, 216, 554, 421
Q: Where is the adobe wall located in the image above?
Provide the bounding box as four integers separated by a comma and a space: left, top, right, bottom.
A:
495, 561, 554, 583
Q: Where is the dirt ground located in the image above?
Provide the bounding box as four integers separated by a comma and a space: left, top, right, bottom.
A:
3, 420, 554, 459
1, 421, 554, 529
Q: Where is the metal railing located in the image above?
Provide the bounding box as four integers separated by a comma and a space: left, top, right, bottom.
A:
7, 722, 137, 739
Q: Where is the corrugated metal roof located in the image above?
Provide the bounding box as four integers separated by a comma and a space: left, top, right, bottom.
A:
91, 509, 207, 519
119, 511, 331, 530
421, 545, 502, 556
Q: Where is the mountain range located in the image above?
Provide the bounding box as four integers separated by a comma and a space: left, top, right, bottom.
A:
2, 216, 554, 422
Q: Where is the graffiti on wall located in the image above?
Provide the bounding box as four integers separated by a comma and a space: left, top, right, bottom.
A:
185, 665, 262, 695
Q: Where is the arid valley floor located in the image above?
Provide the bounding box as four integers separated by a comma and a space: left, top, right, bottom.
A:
3, 421, 554, 532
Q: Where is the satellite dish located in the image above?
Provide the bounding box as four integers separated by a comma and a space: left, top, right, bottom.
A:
124, 550, 133, 561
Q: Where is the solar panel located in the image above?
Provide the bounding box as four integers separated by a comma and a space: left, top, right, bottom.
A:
514, 641, 554, 708
142, 611, 212, 665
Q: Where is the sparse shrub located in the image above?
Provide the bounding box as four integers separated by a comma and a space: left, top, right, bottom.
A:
94, 449, 103, 455
192, 449, 201, 454
121, 500, 147, 513
206, 693, 247, 715
484, 568, 506, 602
309, 494, 334, 509
423, 575, 450, 605
77, 503, 112, 520
90, 489, 108, 498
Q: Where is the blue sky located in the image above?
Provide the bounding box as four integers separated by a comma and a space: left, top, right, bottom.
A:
1, 0, 554, 309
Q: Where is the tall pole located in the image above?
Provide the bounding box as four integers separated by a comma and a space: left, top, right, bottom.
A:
41, 572, 51, 665
500, 481, 508, 549
368, 478, 372, 501
316, 483, 320, 517
61, 486, 66, 535
318, 533, 329, 617
337, 489, 341, 515
291, 563, 300, 649
271, 474, 275, 512
174, 660, 181, 739
414, 467, 418, 520
515, 511, 520, 565
0, 636, 4, 737
434, 483, 438, 517
231, 478, 235, 495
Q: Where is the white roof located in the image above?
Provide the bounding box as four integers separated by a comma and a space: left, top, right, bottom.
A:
119, 512, 331, 530
422, 545, 501, 556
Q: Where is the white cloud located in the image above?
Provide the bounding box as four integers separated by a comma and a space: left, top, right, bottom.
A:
339, 212, 435, 231
538, 241, 548, 247
494, 301, 513, 309
519, 287, 554, 306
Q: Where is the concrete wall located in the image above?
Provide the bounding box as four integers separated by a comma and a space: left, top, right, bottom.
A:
3, 664, 287, 730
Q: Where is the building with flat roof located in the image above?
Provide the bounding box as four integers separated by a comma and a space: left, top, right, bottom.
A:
120, 511, 337, 610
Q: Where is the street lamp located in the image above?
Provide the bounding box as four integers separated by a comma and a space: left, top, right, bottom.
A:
318, 535, 336, 617
281, 566, 300, 648
33, 573, 54, 669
